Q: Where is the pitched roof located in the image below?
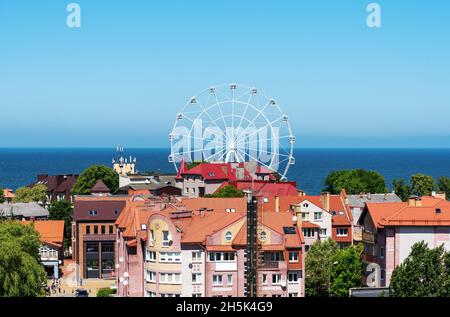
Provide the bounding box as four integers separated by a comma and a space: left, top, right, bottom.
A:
2, 189, 15, 199
365, 196, 450, 228
0, 202, 49, 218
347, 193, 402, 208
91, 180, 110, 193
181, 197, 247, 214
22, 220, 65, 246
73, 196, 127, 221
217, 181, 299, 197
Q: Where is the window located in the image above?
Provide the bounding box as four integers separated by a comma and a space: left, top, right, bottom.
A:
225, 231, 233, 241
145, 290, 157, 297
212, 275, 223, 286
301, 212, 308, 220
381, 269, 386, 280
185, 188, 189, 194
267, 252, 283, 262
146, 271, 156, 282
86, 226, 91, 235
149, 230, 155, 246
262, 274, 267, 285
288, 293, 298, 297
337, 228, 348, 237
101, 225, 105, 234
192, 293, 202, 297
192, 187, 196, 193
192, 251, 202, 262
159, 273, 181, 284
109, 225, 113, 234
272, 294, 282, 297
260, 231, 267, 242
272, 274, 282, 285
161, 293, 180, 297
208, 252, 235, 262
288, 272, 299, 283
302, 228, 315, 238
319, 228, 327, 236
380, 247, 385, 259
162, 230, 170, 247
305, 245, 310, 252
94, 226, 98, 235
227, 274, 233, 286
314, 212, 322, 220
146, 250, 156, 262
289, 251, 298, 262
302, 203, 309, 208
192, 273, 202, 284
89, 210, 97, 216
159, 252, 181, 263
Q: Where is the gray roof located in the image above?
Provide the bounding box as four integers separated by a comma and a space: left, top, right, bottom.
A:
347, 193, 402, 208
0, 202, 49, 218
120, 175, 178, 191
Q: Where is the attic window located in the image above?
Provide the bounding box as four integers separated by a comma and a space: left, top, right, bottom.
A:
141, 224, 147, 230
208, 172, 215, 177
263, 197, 269, 203
339, 211, 344, 215
89, 210, 98, 216
436, 208, 442, 214
114, 210, 119, 215
303, 203, 309, 208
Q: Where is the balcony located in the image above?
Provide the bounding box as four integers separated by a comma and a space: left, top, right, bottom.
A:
262, 261, 279, 269
39, 250, 58, 261
362, 253, 378, 264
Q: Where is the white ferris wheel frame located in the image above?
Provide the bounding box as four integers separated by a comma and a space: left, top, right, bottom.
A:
168, 84, 296, 180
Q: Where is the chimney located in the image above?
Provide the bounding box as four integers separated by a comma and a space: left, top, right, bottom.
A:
320, 192, 330, 212
408, 196, 421, 207
275, 196, 279, 213
291, 204, 302, 227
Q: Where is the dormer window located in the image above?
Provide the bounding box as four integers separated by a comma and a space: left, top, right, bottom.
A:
303, 203, 309, 208
225, 231, 233, 241
436, 208, 442, 214
208, 172, 215, 177
89, 210, 98, 216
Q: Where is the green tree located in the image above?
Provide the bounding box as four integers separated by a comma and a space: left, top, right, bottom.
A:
390, 241, 448, 297
49, 200, 73, 249
187, 161, 207, 170
323, 169, 387, 194
392, 178, 411, 202
0, 221, 47, 297
13, 184, 47, 204
97, 287, 116, 297
0, 188, 5, 203
305, 238, 339, 297
205, 185, 244, 198
330, 243, 363, 297
72, 165, 119, 195
410, 173, 436, 197
438, 177, 450, 200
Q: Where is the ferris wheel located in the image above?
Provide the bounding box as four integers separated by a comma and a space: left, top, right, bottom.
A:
168, 84, 296, 180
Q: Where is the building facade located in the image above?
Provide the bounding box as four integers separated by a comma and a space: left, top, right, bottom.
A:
359, 193, 449, 287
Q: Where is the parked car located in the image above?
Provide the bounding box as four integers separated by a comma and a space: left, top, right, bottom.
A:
75, 289, 89, 297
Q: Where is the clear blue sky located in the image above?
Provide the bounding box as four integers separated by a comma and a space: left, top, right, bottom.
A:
0, 0, 449, 148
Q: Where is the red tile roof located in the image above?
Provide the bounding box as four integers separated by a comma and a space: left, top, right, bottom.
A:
91, 180, 110, 193
217, 180, 299, 197
181, 197, 247, 214
22, 220, 65, 247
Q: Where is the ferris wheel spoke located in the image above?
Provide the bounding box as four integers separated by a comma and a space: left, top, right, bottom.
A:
204, 148, 225, 162
213, 92, 229, 132
236, 93, 254, 134
236, 135, 291, 147
196, 101, 227, 140
235, 114, 286, 144
236, 148, 274, 172
234, 100, 272, 142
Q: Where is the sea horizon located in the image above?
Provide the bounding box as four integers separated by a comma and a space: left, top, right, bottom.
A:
1, 147, 449, 195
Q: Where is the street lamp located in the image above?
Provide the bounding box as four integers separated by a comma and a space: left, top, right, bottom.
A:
328, 261, 339, 297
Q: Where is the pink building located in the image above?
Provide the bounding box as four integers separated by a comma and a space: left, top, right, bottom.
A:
115, 195, 305, 297
359, 192, 449, 287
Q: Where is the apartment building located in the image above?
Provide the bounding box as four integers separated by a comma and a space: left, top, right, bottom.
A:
115, 196, 305, 297
359, 192, 449, 287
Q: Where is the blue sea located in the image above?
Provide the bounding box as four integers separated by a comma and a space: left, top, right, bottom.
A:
0, 148, 450, 195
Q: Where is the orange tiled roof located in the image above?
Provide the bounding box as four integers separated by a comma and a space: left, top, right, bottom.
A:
181, 197, 247, 214
22, 220, 65, 246
367, 196, 450, 228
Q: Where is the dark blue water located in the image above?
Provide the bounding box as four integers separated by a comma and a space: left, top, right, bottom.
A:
1, 148, 449, 195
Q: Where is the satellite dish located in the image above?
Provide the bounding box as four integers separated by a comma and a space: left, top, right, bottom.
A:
123, 280, 128, 286
280, 280, 286, 287
188, 263, 193, 269
119, 277, 124, 282
292, 215, 298, 222
119, 256, 124, 263
123, 272, 129, 278
115, 264, 120, 269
